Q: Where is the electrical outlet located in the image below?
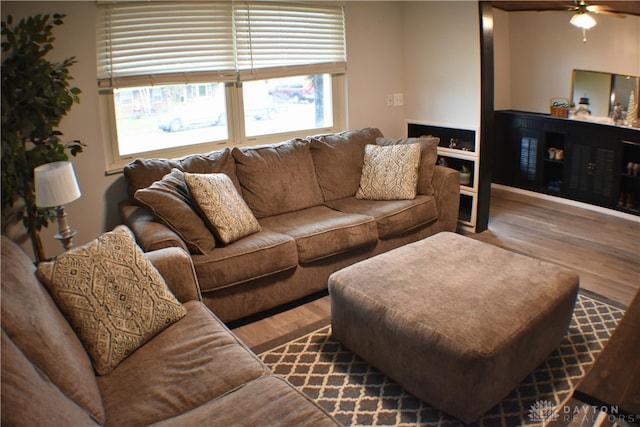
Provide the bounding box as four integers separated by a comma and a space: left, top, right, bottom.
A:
393, 93, 404, 106
386, 94, 394, 107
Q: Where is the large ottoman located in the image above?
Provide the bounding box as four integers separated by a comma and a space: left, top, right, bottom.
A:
328, 232, 579, 423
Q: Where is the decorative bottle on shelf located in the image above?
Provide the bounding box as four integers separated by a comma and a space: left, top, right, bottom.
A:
626, 91, 638, 128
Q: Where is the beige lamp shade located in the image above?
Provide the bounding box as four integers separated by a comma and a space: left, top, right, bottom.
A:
34, 161, 82, 208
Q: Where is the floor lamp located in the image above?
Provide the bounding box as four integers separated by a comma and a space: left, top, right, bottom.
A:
34, 161, 82, 252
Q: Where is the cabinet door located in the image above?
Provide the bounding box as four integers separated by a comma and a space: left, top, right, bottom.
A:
493, 112, 540, 189
568, 142, 590, 193
567, 140, 617, 205
592, 147, 616, 199
516, 131, 540, 189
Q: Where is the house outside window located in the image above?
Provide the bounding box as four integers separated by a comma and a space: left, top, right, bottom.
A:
97, 2, 346, 172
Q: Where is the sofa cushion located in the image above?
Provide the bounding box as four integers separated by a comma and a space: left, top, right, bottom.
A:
184, 172, 261, 244
356, 143, 421, 200
134, 169, 216, 254
309, 128, 384, 201
98, 301, 269, 426
152, 376, 339, 427
125, 158, 180, 199
1, 237, 106, 424
232, 140, 324, 218
1, 331, 102, 426
259, 206, 378, 263
325, 195, 438, 239
124, 148, 238, 199
192, 230, 298, 292
377, 136, 439, 196
37, 226, 187, 375
178, 149, 241, 191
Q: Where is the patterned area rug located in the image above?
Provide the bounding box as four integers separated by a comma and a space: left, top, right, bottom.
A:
260, 294, 625, 426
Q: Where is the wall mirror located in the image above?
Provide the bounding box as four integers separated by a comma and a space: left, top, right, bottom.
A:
571, 69, 639, 119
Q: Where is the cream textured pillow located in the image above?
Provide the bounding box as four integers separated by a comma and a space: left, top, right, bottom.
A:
36, 226, 186, 376
356, 143, 421, 200
376, 136, 439, 196
184, 172, 262, 244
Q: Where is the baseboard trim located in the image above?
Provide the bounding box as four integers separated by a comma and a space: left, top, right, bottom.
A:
492, 184, 640, 223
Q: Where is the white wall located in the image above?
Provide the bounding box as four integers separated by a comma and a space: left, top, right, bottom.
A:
494, 9, 640, 114
344, 1, 481, 135
344, 2, 406, 137
402, 1, 481, 130
2, 1, 481, 259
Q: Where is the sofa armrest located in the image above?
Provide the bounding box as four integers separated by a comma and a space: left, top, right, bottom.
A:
146, 247, 202, 303
120, 201, 188, 253
432, 165, 460, 232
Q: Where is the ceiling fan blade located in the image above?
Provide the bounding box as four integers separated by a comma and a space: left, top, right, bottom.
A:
586, 5, 627, 17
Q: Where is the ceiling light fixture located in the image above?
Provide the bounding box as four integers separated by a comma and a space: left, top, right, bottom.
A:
570, 1, 597, 42
570, 10, 596, 29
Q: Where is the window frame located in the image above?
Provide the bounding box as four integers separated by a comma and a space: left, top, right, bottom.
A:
97, 2, 347, 173
100, 74, 345, 173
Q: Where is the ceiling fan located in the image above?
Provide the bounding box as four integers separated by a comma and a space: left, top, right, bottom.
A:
568, 0, 624, 42
569, 0, 625, 29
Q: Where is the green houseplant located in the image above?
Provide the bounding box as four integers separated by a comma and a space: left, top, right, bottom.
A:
1, 13, 84, 260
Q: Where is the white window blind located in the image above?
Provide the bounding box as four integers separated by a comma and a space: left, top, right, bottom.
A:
235, 2, 346, 81
97, 1, 346, 88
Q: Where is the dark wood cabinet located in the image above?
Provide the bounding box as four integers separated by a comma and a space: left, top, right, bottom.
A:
565, 138, 618, 205
494, 111, 640, 215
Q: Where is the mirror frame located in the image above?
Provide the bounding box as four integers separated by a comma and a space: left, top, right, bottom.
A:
571, 69, 639, 119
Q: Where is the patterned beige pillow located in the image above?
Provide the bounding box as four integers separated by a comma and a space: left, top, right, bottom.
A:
36, 226, 186, 376
376, 136, 439, 195
356, 143, 421, 200
184, 172, 262, 244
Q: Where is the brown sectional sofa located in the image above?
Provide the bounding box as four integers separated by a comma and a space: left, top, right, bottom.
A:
1, 236, 338, 426
121, 128, 460, 322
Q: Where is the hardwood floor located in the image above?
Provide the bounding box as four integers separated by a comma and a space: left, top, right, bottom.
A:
231, 293, 331, 354
472, 186, 640, 307
232, 186, 640, 351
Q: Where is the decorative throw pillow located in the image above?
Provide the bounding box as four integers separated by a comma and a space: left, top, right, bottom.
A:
184, 172, 262, 244
134, 168, 216, 254
356, 143, 422, 200
36, 226, 186, 376
376, 136, 439, 195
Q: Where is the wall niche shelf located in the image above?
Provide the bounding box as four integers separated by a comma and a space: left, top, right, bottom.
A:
406, 121, 480, 232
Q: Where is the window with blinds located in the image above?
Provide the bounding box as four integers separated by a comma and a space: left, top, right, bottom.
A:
97, 1, 346, 87
234, 2, 346, 80
98, 1, 346, 171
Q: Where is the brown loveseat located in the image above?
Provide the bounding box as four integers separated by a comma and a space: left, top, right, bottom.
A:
1, 235, 338, 426
121, 128, 460, 322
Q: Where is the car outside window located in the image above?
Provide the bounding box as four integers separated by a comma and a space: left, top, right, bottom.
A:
113, 83, 227, 157
243, 74, 332, 138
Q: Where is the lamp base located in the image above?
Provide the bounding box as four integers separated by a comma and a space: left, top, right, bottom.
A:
55, 206, 77, 251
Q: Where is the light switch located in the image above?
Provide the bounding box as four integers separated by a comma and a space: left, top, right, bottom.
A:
393, 93, 404, 106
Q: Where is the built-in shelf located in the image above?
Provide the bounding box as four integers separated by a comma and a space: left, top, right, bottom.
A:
407, 121, 480, 232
